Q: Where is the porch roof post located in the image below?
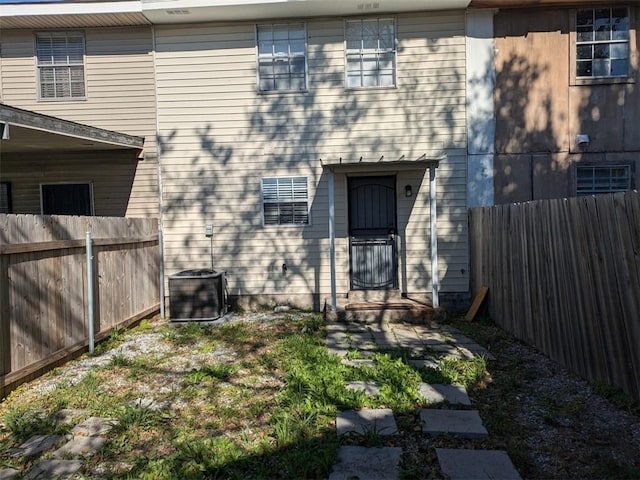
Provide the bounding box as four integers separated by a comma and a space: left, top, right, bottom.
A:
328, 169, 337, 311
430, 164, 439, 308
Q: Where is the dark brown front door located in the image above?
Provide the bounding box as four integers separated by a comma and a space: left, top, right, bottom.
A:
348, 176, 397, 290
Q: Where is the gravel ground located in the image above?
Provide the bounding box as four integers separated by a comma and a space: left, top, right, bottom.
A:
471, 335, 640, 479
3, 312, 640, 479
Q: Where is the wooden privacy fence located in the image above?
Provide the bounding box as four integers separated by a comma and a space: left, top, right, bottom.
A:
469, 191, 640, 401
0, 214, 160, 398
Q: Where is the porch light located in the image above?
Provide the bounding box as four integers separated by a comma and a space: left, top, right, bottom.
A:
405, 185, 412, 197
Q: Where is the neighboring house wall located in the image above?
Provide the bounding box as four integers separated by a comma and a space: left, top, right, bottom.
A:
154, 11, 469, 306
493, 6, 640, 203
0, 26, 158, 217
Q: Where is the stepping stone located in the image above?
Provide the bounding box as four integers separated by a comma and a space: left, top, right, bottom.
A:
419, 384, 471, 406
408, 359, 439, 369
341, 358, 376, 368
0, 468, 19, 480
130, 397, 168, 412
458, 343, 496, 361
346, 381, 381, 396
54, 409, 88, 425
53, 436, 107, 458
12, 435, 65, 458
72, 417, 117, 437
436, 449, 521, 480
328, 348, 349, 357
337, 409, 398, 436
25, 460, 82, 480
420, 409, 488, 439
329, 446, 402, 480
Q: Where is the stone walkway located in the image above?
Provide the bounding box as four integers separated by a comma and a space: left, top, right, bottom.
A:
1, 411, 118, 480
326, 320, 521, 480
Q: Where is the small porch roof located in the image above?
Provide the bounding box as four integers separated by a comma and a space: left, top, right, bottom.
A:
0, 103, 144, 155
320, 151, 445, 173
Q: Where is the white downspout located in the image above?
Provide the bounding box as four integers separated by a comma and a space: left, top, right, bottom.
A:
430, 165, 439, 308
328, 169, 337, 311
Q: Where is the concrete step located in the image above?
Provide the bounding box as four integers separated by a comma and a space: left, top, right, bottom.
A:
329, 446, 402, 480
347, 289, 403, 302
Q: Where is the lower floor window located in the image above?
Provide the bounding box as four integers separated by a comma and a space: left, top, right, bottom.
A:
41, 183, 93, 215
262, 176, 309, 225
576, 164, 631, 196
0, 182, 11, 213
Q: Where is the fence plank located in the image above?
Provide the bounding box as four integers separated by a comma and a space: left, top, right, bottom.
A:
469, 191, 640, 401
0, 214, 160, 398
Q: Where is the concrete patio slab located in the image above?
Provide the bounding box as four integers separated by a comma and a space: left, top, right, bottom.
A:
419, 384, 471, 405
72, 417, 117, 437
436, 449, 522, 480
25, 460, 82, 480
337, 409, 398, 436
12, 435, 65, 458
421, 409, 488, 439
346, 381, 381, 396
53, 436, 107, 458
329, 446, 402, 480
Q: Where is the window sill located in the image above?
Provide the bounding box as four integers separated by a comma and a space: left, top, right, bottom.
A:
345, 85, 398, 92
572, 76, 635, 87
38, 97, 87, 102
257, 89, 309, 96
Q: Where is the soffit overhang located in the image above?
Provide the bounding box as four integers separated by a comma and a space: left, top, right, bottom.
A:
0, 103, 144, 154
0, 1, 150, 29
142, 0, 471, 24
0, 0, 471, 29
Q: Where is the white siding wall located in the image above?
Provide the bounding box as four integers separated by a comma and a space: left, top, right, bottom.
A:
0, 27, 158, 217
154, 11, 469, 301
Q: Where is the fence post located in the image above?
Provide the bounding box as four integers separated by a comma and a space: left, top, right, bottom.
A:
86, 232, 95, 354
0, 253, 9, 398
159, 229, 166, 319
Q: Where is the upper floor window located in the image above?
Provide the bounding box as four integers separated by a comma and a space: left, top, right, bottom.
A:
576, 8, 629, 79
36, 32, 86, 100
345, 18, 396, 89
261, 176, 309, 226
576, 164, 631, 196
257, 23, 306, 92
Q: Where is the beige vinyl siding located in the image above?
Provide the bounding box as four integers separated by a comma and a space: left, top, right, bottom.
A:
155, 11, 468, 301
1, 151, 147, 216
0, 26, 158, 218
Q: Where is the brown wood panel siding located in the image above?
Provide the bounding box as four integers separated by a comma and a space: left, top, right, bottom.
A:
493, 6, 640, 204
469, 191, 640, 401
155, 12, 469, 301
0, 27, 158, 218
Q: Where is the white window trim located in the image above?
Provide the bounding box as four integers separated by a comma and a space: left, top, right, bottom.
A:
40, 182, 95, 215
344, 17, 397, 90
261, 176, 310, 227
35, 31, 87, 101
574, 163, 632, 196
255, 22, 308, 94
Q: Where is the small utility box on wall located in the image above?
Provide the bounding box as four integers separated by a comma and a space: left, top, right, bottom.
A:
169, 269, 226, 321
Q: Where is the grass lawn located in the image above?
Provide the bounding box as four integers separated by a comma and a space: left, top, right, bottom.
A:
0, 313, 487, 479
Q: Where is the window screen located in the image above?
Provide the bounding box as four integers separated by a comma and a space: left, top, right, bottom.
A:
0, 182, 11, 214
